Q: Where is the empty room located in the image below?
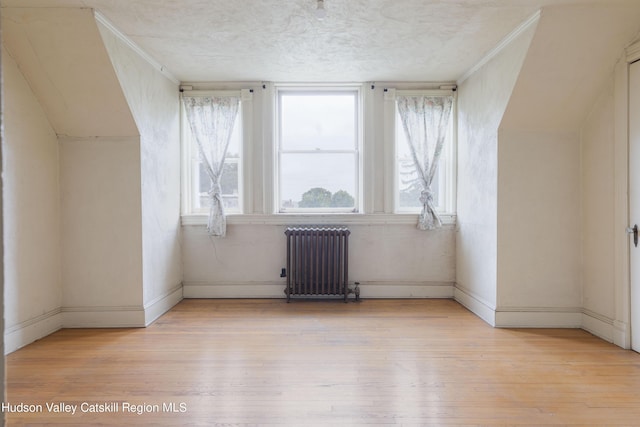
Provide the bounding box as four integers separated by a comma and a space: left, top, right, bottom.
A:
3, 0, 640, 425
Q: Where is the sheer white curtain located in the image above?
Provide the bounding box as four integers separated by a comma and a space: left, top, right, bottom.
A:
397, 95, 453, 230
182, 95, 240, 237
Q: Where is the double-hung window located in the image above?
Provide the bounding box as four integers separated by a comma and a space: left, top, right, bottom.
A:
276, 86, 361, 213
395, 104, 455, 213
182, 91, 246, 216
181, 84, 456, 227
386, 89, 456, 216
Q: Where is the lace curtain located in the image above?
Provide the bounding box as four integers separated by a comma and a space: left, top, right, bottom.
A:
397, 95, 454, 230
182, 95, 240, 237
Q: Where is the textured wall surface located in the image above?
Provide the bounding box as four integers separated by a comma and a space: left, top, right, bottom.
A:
1, 8, 137, 137
581, 81, 615, 320
98, 20, 182, 310
3, 46, 62, 329
494, 5, 640, 313
497, 129, 581, 309
183, 223, 455, 295
60, 138, 143, 308
456, 21, 537, 313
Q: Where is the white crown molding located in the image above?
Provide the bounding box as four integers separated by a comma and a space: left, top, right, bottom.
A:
94, 10, 180, 85
457, 10, 541, 85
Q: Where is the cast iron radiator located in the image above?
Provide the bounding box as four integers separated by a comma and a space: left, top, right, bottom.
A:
283, 226, 358, 302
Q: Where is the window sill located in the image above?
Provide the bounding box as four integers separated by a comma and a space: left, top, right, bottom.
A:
181, 213, 456, 227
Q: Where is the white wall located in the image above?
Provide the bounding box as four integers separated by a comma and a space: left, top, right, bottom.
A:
97, 19, 183, 323
2, 7, 182, 334
3, 46, 63, 352
1, 8, 138, 138
496, 129, 581, 314
60, 138, 144, 326
180, 79, 457, 298
581, 80, 616, 325
183, 223, 455, 298
492, 5, 640, 329
455, 20, 537, 324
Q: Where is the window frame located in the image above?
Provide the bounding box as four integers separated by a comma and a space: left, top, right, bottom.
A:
274, 85, 363, 214
384, 88, 457, 216
180, 88, 252, 216
180, 83, 457, 226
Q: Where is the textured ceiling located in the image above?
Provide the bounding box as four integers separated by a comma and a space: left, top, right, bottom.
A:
3, 0, 639, 82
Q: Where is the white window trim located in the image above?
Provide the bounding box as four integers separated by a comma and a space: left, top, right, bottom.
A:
180, 82, 458, 227
273, 84, 364, 214
383, 88, 457, 215
180, 88, 253, 216
182, 212, 456, 226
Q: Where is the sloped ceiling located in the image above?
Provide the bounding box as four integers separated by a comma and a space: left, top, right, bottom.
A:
3, 1, 640, 136
502, 4, 640, 130
5, 0, 639, 83
2, 7, 138, 137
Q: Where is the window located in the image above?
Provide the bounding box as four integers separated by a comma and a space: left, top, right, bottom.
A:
182, 92, 245, 215
395, 106, 454, 213
192, 114, 242, 213
276, 87, 361, 213
180, 84, 457, 226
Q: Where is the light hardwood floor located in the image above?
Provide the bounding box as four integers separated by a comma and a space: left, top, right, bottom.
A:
6, 299, 640, 426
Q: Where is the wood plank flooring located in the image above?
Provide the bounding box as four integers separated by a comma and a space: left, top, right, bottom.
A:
5, 299, 640, 426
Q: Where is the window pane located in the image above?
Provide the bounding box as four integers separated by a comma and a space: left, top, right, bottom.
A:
198, 161, 239, 211
192, 110, 242, 213
280, 153, 356, 209
396, 111, 442, 210
280, 93, 356, 151
397, 156, 440, 209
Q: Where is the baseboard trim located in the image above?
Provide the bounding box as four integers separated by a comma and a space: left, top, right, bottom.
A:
358, 281, 453, 298
5, 308, 63, 354
453, 285, 496, 326
144, 284, 184, 326
581, 309, 614, 343
184, 282, 285, 298
494, 306, 582, 328
183, 281, 454, 299
62, 305, 146, 328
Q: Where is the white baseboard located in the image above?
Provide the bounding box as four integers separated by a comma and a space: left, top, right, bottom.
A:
184, 282, 286, 298
62, 306, 146, 328
494, 307, 582, 328
183, 281, 454, 299
358, 282, 453, 298
581, 310, 614, 343
453, 285, 496, 326
612, 320, 630, 349
5, 308, 63, 354
5, 286, 184, 354
144, 284, 183, 326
